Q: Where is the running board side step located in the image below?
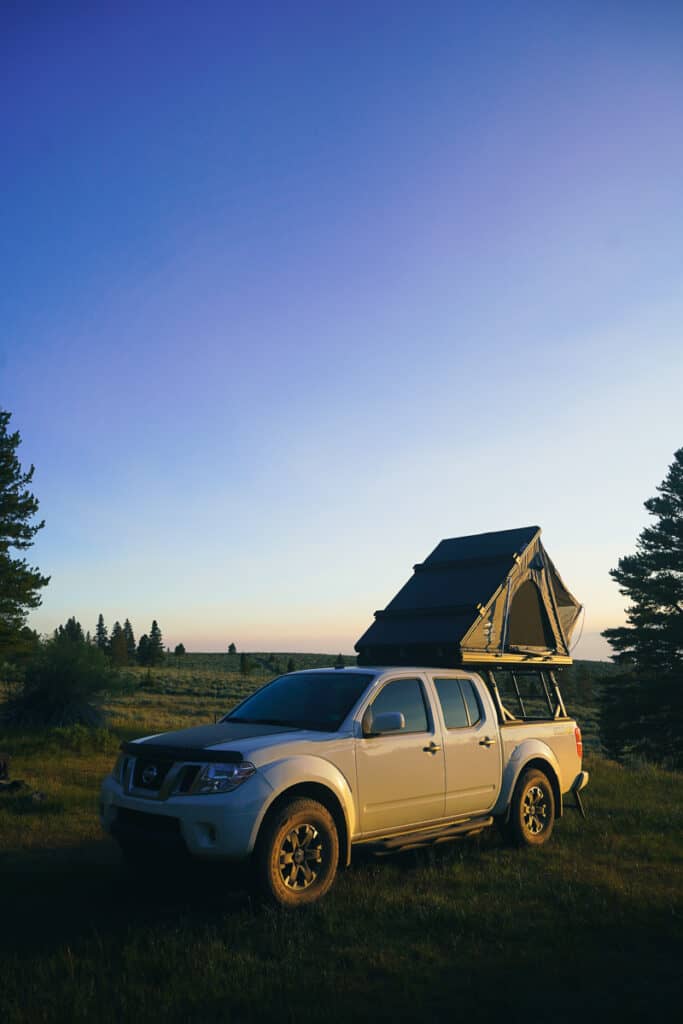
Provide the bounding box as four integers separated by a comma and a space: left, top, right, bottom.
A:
360, 815, 495, 856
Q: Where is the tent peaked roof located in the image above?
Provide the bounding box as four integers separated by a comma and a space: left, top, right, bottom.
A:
355, 526, 582, 668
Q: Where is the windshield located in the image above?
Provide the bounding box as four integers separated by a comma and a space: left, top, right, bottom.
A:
224, 672, 375, 732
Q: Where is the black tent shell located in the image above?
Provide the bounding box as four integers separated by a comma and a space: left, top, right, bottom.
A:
355, 526, 582, 668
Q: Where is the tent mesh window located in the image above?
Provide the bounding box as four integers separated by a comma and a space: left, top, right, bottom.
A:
493, 670, 558, 720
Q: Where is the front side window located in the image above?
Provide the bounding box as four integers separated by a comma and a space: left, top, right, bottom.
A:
370, 677, 428, 733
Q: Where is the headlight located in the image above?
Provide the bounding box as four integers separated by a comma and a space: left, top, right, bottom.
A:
196, 761, 256, 795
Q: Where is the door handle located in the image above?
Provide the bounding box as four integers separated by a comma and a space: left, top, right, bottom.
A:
423, 741, 442, 754
479, 736, 496, 748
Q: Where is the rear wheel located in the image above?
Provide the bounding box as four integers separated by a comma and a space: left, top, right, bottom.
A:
254, 798, 339, 907
508, 768, 555, 847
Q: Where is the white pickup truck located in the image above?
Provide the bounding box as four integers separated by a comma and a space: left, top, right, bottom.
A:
100, 666, 588, 906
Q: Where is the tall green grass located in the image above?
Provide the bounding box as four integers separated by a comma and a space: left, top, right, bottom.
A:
0, 667, 680, 1023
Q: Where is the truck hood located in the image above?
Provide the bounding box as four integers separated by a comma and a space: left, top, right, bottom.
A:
122, 721, 298, 763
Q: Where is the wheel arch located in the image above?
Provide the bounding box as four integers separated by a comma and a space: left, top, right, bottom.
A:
495, 748, 563, 823
255, 782, 351, 867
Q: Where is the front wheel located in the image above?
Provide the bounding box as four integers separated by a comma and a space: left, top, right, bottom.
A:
254, 798, 339, 907
508, 768, 555, 847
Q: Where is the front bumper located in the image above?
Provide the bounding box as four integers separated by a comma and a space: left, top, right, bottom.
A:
100, 771, 273, 860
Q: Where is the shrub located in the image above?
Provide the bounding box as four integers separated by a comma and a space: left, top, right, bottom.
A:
3, 633, 124, 727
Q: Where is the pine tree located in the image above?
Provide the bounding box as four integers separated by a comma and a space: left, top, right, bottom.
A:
95, 614, 108, 652
123, 619, 136, 663
137, 634, 150, 665
174, 643, 186, 656
148, 620, 164, 666
0, 409, 50, 656
110, 621, 128, 666
56, 616, 85, 645
602, 447, 683, 767
603, 448, 683, 671
228, 642, 237, 655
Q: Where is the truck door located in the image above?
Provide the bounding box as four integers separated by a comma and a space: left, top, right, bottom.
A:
355, 676, 445, 833
431, 675, 501, 817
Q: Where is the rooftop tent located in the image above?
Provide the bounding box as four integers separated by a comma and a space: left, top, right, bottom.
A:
355, 526, 582, 668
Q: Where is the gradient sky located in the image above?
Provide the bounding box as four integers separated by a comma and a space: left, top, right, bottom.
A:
3, 2, 682, 659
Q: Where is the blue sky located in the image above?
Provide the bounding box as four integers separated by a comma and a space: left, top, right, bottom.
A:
3, 2, 682, 657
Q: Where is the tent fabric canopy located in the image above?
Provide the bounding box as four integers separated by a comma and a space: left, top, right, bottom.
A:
355, 526, 582, 668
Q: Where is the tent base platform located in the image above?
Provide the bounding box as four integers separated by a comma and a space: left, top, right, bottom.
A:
356, 647, 573, 669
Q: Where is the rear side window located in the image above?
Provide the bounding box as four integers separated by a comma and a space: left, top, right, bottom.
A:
371, 678, 428, 733
460, 679, 481, 725
434, 678, 468, 728
434, 677, 482, 729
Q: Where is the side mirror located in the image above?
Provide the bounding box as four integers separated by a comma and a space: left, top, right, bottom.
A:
363, 710, 406, 736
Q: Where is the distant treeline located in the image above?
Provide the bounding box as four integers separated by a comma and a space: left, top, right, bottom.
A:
88, 616, 248, 668
86, 622, 351, 676
90, 614, 165, 667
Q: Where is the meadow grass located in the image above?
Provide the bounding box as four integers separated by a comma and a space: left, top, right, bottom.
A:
0, 661, 680, 1023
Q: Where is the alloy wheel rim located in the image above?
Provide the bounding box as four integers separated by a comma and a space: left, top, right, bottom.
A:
278, 823, 324, 890
522, 784, 548, 835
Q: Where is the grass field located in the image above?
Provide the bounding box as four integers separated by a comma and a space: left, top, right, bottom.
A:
0, 657, 681, 1023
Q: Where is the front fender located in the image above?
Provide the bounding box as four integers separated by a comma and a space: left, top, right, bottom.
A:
493, 739, 563, 819
247, 755, 357, 857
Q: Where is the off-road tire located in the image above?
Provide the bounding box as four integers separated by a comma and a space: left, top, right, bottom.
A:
254, 798, 339, 907
508, 768, 555, 847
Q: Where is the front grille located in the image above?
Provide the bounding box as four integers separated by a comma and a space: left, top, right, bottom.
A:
115, 807, 181, 834
132, 758, 174, 791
